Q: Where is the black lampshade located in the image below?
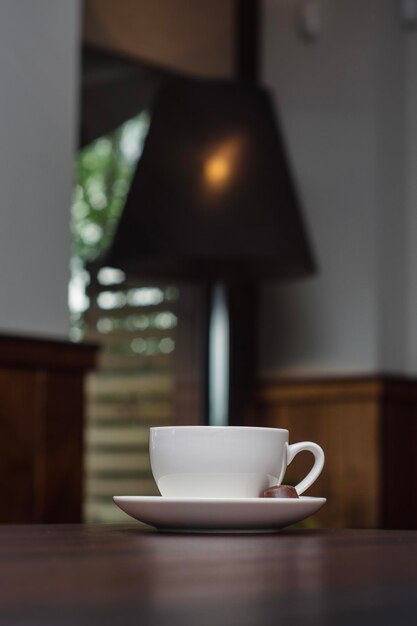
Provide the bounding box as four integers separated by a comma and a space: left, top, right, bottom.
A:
81, 45, 176, 147
104, 78, 315, 281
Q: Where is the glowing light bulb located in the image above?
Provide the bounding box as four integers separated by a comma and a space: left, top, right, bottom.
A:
203, 136, 244, 191
204, 156, 231, 187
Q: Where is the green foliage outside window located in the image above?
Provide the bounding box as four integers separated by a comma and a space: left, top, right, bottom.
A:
69, 113, 150, 336
72, 113, 150, 264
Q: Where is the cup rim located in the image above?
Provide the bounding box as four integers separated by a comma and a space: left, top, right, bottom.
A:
150, 426, 289, 433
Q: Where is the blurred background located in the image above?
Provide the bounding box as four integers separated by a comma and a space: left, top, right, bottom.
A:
1, 0, 417, 529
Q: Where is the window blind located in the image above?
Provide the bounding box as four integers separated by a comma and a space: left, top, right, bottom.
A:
83, 269, 178, 522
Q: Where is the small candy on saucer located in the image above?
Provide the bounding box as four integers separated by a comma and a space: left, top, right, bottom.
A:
261, 485, 299, 499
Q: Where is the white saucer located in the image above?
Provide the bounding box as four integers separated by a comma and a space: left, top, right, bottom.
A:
113, 495, 326, 532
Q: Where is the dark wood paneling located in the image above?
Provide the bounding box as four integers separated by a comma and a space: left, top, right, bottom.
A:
253, 376, 417, 529
0, 370, 40, 522
381, 385, 417, 528
34, 372, 85, 523
0, 333, 96, 370
0, 335, 97, 523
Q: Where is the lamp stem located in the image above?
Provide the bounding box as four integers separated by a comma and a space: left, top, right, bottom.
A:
208, 281, 230, 426
205, 281, 257, 426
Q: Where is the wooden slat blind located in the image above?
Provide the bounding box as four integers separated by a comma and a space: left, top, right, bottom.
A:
82, 270, 178, 522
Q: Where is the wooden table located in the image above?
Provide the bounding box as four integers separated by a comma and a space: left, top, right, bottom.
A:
1, 525, 417, 625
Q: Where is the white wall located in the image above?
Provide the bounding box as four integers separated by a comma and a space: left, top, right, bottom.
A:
405, 28, 417, 373
0, 1, 80, 339
259, 0, 414, 376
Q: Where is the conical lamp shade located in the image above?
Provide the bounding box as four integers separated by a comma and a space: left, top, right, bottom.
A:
81, 45, 175, 147
105, 78, 315, 281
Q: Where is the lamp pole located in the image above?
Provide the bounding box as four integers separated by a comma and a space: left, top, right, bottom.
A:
207, 282, 230, 426
205, 281, 257, 426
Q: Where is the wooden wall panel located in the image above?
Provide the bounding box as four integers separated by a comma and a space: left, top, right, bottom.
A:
34, 372, 85, 523
380, 390, 417, 528
253, 377, 417, 529
0, 370, 39, 522
0, 335, 96, 523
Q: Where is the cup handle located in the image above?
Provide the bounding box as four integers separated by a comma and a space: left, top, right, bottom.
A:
286, 441, 325, 495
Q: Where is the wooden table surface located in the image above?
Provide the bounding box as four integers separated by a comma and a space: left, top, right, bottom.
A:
1, 525, 417, 625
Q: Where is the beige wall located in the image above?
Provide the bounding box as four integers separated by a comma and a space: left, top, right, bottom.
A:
84, 0, 236, 78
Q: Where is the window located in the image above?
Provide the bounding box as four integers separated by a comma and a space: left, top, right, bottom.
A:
70, 114, 178, 522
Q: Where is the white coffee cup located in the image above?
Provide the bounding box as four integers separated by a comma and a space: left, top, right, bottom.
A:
149, 426, 324, 498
